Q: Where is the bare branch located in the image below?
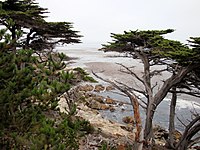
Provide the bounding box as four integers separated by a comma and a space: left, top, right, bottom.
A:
177, 116, 187, 127
115, 80, 146, 97
150, 68, 167, 78
171, 90, 200, 98
92, 71, 147, 109
151, 82, 158, 91
116, 63, 145, 85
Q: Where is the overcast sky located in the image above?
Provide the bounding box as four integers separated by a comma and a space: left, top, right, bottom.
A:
36, 0, 200, 48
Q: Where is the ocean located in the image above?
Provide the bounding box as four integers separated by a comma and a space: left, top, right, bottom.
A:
57, 46, 200, 131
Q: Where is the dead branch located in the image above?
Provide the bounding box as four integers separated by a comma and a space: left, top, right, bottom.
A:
171, 90, 200, 98
115, 80, 147, 98
114, 80, 147, 108
151, 82, 158, 91
149, 68, 168, 78
116, 63, 145, 85
177, 116, 187, 127
92, 71, 147, 109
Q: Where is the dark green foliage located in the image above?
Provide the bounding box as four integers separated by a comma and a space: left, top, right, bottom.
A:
102, 29, 200, 66
0, 0, 81, 51
102, 29, 200, 148
0, 0, 92, 149
27, 115, 92, 150
74, 67, 97, 82
0, 38, 93, 149
102, 29, 174, 52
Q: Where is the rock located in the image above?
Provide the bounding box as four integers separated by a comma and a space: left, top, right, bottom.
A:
153, 125, 168, 146
94, 84, 105, 92
88, 100, 101, 109
85, 92, 96, 98
121, 108, 125, 112
85, 95, 104, 103
93, 95, 104, 103
106, 85, 115, 91
58, 97, 69, 113
122, 116, 134, 124
100, 104, 110, 110
118, 102, 124, 106
173, 130, 182, 142
88, 100, 109, 110
105, 97, 116, 104
76, 105, 135, 141
109, 106, 116, 112
79, 84, 94, 92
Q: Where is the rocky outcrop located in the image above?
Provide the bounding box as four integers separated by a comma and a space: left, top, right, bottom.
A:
106, 85, 115, 91
94, 84, 105, 92
76, 104, 135, 141
153, 125, 168, 146
58, 95, 135, 149
78, 84, 94, 92
122, 116, 135, 124
105, 97, 116, 104
76, 84, 115, 93
58, 84, 188, 149
153, 125, 182, 146
58, 90, 136, 144
88, 100, 110, 110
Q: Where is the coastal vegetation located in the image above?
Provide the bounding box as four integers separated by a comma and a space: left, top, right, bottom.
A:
0, 0, 93, 149
0, 0, 200, 150
101, 29, 200, 149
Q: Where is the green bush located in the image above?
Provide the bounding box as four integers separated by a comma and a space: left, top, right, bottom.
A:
0, 31, 93, 149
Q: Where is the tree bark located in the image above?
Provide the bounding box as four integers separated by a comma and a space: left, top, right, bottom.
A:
144, 103, 156, 148
129, 95, 143, 150
168, 86, 177, 149
143, 65, 199, 146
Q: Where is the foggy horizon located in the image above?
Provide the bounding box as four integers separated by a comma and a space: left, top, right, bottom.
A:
36, 0, 200, 48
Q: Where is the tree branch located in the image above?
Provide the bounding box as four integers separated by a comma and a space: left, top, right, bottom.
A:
176, 116, 200, 149
154, 64, 200, 106
171, 90, 200, 98
116, 63, 145, 85
92, 71, 147, 109
149, 68, 167, 78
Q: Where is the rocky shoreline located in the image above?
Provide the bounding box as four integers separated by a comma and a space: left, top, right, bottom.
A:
57, 83, 190, 149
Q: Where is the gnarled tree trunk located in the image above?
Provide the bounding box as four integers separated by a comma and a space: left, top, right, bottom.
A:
167, 86, 177, 149
129, 94, 143, 150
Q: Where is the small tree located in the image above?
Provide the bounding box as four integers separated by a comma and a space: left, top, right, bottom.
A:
101, 29, 200, 148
